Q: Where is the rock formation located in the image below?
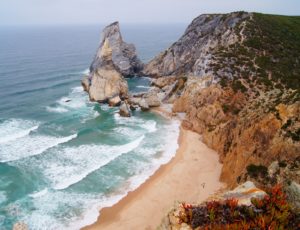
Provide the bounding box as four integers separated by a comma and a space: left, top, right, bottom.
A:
119, 101, 131, 117
82, 22, 143, 104
90, 22, 143, 76
82, 12, 300, 184
143, 12, 300, 188
143, 12, 250, 79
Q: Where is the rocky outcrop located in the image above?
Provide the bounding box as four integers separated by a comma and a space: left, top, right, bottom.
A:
119, 101, 131, 117
222, 181, 266, 205
142, 12, 300, 188
173, 78, 300, 187
108, 95, 121, 106
82, 22, 143, 103
88, 68, 128, 102
150, 76, 177, 88
143, 12, 251, 78
239, 157, 300, 211
90, 22, 143, 76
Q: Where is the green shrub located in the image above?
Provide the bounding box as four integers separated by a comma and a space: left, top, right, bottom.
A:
246, 164, 268, 179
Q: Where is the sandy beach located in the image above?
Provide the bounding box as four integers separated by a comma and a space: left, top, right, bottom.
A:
83, 126, 223, 230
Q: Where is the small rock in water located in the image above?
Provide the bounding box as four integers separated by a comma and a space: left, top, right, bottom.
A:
129, 104, 138, 111
119, 101, 131, 117
65, 99, 71, 103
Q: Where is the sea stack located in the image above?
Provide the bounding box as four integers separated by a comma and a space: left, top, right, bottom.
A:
82, 22, 143, 103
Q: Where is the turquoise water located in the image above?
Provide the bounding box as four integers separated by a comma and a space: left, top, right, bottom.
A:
0, 25, 185, 229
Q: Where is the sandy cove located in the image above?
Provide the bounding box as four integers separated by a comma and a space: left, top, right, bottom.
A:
83, 124, 224, 230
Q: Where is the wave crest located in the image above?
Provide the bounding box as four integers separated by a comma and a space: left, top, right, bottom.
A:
43, 135, 145, 190
0, 133, 77, 163
0, 119, 39, 144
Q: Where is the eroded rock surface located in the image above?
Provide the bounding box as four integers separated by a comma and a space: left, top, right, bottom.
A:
90, 22, 143, 76
82, 22, 142, 103
119, 101, 131, 117
143, 12, 250, 78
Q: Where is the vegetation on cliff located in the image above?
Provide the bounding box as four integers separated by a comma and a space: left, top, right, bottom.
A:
215, 13, 300, 90
177, 185, 300, 230
164, 12, 300, 189
141, 11, 300, 230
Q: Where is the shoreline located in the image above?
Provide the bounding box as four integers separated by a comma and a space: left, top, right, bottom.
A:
82, 120, 224, 229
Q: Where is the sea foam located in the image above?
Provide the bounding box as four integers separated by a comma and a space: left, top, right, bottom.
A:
29, 189, 48, 198
81, 68, 90, 75
0, 133, 77, 162
46, 106, 69, 113
114, 113, 157, 133
43, 135, 145, 190
0, 119, 39, 144
67, 120, 180, 230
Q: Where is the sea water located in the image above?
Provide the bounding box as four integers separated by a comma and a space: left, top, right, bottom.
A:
0, 24, 185, 229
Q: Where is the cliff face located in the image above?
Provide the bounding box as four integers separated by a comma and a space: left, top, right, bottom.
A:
174, 81, 300, 187
146, 12, 300, 187
143, 12, 250, 78
82, 22, 143, 103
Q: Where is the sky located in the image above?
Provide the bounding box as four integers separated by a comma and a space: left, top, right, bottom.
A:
0, 0, 299, 26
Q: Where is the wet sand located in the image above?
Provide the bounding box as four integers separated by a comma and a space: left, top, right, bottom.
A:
83, 127, 223, 230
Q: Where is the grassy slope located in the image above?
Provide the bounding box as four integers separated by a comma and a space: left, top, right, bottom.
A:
212, 13, 300, 102
245, 13, 300, 90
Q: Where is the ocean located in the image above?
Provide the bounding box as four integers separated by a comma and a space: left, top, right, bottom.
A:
0, 24, 186, 229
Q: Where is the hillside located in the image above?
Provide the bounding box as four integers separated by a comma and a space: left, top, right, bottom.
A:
143, 12, 300, 194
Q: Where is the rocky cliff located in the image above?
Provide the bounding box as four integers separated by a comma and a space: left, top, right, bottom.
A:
90, 22, 143, 76
145, 12, 300, 188
82, 22, 143, 103
143, 12, 250, 78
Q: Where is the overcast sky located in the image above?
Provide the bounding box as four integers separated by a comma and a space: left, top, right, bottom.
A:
0, 0, 299, 26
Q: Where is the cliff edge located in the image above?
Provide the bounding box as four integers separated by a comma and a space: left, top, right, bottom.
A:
144, 12, 300, 189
